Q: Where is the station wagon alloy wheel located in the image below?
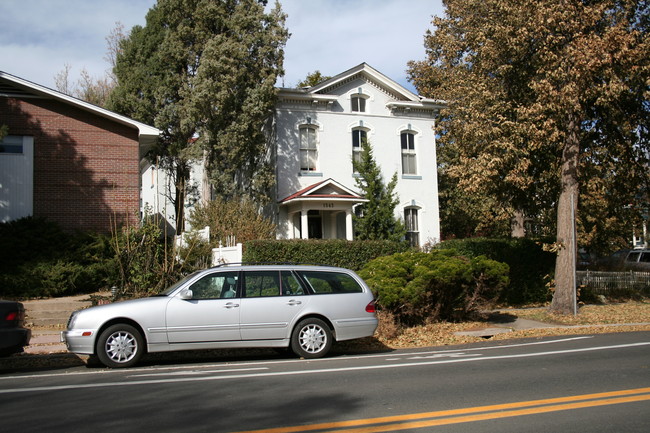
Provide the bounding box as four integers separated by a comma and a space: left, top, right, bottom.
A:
292, 318, 332, 359
96, 324, 144, 368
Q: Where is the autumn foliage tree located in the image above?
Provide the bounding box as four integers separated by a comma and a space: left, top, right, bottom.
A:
409, 0, 649, 313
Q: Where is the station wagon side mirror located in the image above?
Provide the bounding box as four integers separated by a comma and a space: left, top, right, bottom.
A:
179, 289, 193, 300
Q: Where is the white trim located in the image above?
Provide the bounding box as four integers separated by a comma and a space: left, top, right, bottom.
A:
310, 63, 420, 102
0, 71, 160, 144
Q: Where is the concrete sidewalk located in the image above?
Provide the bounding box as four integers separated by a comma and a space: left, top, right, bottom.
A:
454, 313, 564, 338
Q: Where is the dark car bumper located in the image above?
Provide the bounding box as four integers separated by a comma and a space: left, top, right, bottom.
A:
0, 328, 31, 356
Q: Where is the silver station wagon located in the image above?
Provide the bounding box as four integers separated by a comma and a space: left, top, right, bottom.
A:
62, 264, 378, 368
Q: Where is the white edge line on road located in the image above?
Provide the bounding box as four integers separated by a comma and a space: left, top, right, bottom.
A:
1, 341, 648, 395
0, 335, 594, 381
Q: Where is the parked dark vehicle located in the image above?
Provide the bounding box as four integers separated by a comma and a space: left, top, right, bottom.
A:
594, 249, 650, 271
0, 301, 31, 356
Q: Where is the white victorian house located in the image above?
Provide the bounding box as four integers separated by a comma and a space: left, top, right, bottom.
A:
141, 63, 444, 247
273, 63, 443, 247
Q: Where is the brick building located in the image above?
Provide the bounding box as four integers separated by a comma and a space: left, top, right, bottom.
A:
0, 71, 159, 232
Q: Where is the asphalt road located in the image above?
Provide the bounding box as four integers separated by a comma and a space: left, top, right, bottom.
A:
1, 332, 649, 432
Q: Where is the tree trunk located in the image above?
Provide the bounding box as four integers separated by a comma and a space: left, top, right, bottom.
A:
174, 163, 188, 235
511, 210, 526, 238
550, 115, 580, 314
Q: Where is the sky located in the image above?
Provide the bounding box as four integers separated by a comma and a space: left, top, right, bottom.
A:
0, 0, 445, 94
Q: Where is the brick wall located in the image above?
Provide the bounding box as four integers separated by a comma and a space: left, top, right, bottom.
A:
1, 96, 140, 232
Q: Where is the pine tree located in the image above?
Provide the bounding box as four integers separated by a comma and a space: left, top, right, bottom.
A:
352, 141, 406, 242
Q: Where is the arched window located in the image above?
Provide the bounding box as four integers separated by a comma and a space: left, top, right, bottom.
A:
404, 207, 419, 247
351, 95, 367, 112
299, 125, 318, 171
352, 128, 367, 170
400, 132, 417, 175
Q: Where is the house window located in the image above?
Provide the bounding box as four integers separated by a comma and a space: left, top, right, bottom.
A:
300, 126, 318, 171
351, 95, 366, 112
401, 132, 417, 175
405, 207, 419, 247
352, 128, 367, 170
0, 135, 24, 154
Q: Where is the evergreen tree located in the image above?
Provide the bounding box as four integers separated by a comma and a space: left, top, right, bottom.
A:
296, 70, 331, 88
107, 0, 289, 232
352, 141, 406, 242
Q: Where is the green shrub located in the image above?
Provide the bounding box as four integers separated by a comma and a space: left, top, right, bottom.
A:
243, 239, 409, 271
359, 249, 509, 324
437, 238, 555, 304
188, 196, 276, 245
111, 217, 214, 299
0, 218, 115, 298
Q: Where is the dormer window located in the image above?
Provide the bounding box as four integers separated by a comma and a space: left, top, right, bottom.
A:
351, 95, 366, 112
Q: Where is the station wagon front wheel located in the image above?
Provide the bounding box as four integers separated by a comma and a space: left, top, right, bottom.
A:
291, 318, 332, 359
96, 324, 144, 368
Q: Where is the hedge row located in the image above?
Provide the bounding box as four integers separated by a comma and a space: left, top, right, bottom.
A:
437, 238, 556, 304
243, 239, 409, 271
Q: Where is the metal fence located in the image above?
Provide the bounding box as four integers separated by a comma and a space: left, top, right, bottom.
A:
576, 270, 650, 294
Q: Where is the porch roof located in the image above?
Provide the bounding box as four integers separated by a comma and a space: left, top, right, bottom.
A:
280, 178, 368, 205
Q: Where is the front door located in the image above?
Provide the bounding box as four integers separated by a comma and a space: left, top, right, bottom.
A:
165, 271, 241, 343
308, 210, 323, 239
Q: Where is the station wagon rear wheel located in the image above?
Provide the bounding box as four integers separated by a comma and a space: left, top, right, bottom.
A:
291, 318, 332, 359
96, 324, 144, 368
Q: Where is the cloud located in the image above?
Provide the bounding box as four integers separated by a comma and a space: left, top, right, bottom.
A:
280, 0, 443, 91
0, 0, 154, 88
0, 0, 444, 93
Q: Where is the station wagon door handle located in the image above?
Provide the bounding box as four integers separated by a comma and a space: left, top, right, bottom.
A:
287, 300, 302, 306
224, 302, 240, 309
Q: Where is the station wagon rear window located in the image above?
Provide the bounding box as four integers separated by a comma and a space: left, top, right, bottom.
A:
296, 271, 363, 294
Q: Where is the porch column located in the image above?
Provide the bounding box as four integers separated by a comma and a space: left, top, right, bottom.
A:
345, 210, 353, 240
301, 210, 309, 239
287, 212, 295, 239
330, 212, 338, 239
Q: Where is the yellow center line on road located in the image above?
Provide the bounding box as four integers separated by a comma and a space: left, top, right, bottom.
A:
234, 387, 650, 433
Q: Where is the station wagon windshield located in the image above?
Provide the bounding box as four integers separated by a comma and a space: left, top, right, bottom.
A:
159, 271, 201, 296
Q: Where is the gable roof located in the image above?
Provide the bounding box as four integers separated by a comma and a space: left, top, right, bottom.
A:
280, 178, 368, 205
278, 63, 446, 111
0, 71, 160, 149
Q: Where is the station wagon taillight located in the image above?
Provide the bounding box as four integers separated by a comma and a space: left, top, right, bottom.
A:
365, 300, 376, 313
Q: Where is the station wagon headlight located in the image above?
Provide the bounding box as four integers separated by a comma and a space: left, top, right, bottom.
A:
67, 312, 78, 329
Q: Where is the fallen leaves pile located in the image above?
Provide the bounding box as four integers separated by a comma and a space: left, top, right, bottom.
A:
372, 300, 650, 349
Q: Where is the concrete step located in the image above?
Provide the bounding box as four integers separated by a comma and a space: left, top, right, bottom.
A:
24, 330, 68, 354
22, 292, 107, 329
20, 292, 109, 354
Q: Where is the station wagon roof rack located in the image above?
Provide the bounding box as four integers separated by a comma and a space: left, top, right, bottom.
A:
211, 261, 335, 268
